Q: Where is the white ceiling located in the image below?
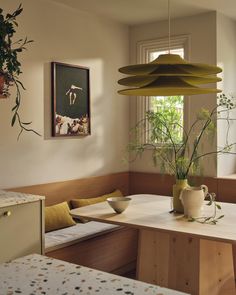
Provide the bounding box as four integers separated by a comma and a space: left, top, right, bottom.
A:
51, 0, 236, 25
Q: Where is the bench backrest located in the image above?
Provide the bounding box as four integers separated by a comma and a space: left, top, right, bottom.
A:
9, 172, 129, 206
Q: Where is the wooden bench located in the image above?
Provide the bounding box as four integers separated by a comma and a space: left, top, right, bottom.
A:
10, 172, 138, 275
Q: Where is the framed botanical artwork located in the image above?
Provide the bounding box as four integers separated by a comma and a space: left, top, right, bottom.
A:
51, 62, 91, 137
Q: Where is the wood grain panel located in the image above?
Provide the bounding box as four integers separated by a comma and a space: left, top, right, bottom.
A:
199, 239, 236, 295
137, 229, 158, 285
168, 235, 199, 294
129, 172, 175, 196
130, 172, 218, 199
217, 178, 236, 203
46, 227, 138, 275
188, 176, 218, 199
9, 172, 129, 206
137, 230, 200, 294
137, 229, 235, 295
137, 230, 170, 286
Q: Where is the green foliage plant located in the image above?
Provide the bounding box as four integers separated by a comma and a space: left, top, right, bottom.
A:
0, 4, 40, 139
128, 94, 236, 223
188, 193, 224, 225
149, 95, 183, 143
128, 93, 236, 180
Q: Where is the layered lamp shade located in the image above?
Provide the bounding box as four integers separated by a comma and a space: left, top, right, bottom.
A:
118, 53, 222, 96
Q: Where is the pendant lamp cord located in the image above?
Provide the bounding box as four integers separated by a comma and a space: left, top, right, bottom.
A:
168, 0, 171, 53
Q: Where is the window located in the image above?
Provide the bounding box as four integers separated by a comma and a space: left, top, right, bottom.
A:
149, 48, 184, 144
136, 35, 190, 144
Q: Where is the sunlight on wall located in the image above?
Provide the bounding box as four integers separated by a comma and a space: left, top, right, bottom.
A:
0, 0, 129, 188
217, 13, 236, 176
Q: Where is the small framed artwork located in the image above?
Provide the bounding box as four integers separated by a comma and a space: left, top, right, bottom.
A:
51, 62, 91, 137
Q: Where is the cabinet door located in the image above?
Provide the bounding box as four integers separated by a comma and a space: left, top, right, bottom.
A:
0, 201, 42, 263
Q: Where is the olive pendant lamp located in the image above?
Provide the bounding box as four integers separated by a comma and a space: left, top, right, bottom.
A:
118, 0, 222, 96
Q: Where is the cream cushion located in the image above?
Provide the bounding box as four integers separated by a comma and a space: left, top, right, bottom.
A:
45, 221, 121, 252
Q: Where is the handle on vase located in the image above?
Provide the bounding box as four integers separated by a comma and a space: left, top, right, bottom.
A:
200, 184, 208, 198
179, 188, 186, 202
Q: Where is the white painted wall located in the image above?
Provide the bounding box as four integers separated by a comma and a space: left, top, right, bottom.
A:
0, 0, 129, 188
128, 12, 218, 177
217, 13, 236, 177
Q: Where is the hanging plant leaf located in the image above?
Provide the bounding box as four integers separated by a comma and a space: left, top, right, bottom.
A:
11, 112, 16, 126
11, 104, 18, 111
22, 121, 32, 125
0, 5, 40, 139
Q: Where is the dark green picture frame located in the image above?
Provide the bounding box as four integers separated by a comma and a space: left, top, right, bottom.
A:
51, 62, 91, 137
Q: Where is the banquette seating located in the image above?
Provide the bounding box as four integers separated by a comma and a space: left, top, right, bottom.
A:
11, 172, 138, 275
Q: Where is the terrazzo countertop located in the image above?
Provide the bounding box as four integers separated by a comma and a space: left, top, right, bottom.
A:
0, 190, 44, 208
0, 254, 188, 295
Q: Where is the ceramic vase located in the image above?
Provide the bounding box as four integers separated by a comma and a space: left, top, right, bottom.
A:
180, 185, 208, 218
172, 179, 189, 213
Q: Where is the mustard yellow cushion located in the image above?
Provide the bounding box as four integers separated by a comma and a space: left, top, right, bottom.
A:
71, 189, 123, 209
45, 202, 76, 233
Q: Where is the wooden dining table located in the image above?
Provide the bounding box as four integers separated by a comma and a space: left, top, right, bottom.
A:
70, 194, 236, 295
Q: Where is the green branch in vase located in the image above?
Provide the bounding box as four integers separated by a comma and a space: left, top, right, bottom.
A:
127, 93, 236, 181
188, 193, 224, 225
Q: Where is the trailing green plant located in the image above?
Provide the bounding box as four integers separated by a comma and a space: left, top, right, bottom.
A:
128, 93, 236, 180
188, 193, 224, 225
0, 4, 40, 139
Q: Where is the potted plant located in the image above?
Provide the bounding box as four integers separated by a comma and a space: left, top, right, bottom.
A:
128, 94, 236, 215
0, 4, 40, 139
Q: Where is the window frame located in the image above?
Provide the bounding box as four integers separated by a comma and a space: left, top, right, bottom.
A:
136, 34, 191, 144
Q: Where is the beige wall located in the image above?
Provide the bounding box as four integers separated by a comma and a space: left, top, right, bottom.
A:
0, 0, 129, 188
1, 2, 235, 189
217, 13, 236, 176
128, 12, 218, 177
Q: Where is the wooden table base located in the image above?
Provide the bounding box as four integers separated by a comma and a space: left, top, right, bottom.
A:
137, 229, 236, 295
